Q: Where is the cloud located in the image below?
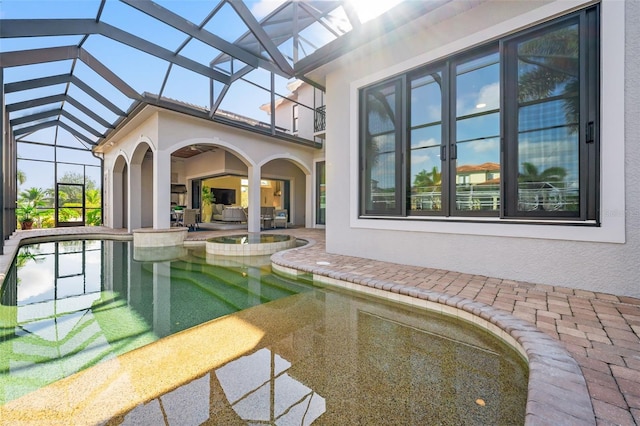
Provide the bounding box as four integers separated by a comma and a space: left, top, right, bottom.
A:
17, 267, 55, 303
468, 138, 499, 153
459, 82, 500, 116
250, 0, 287, 20
411, 153, 432, 166
476, 82, 499, 110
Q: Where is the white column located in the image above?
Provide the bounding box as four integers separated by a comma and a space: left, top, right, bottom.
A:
128, 163, 142, 232
108, 170, 120, 229
247, 165, 261, 233
305, 172, 313, 228
154, 152, 172, 229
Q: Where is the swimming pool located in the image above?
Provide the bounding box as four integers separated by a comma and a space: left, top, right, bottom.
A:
0, 239, 313, 405
0, 239, 527, 424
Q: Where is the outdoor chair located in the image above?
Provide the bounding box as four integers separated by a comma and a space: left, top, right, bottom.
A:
274, 209, 288, 228
183, 208, 199, 230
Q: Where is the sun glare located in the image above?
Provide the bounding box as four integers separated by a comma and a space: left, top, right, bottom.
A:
347, 0, 404, 23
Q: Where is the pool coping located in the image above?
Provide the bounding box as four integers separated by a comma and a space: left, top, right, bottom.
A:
271, 238, 596, 426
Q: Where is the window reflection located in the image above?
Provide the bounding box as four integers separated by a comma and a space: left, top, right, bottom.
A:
364, 81, 401, 213
410, 71, 443, 213
216, 348, 326, 424
516, 22, 580, 213
455, 52, 500, 212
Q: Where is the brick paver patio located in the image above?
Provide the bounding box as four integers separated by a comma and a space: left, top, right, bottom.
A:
2, 227, 639, 425
267, 229, 640, 426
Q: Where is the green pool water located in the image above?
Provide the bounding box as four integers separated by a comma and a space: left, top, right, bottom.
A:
0, 239, 312, 405
208, 233, 293, 244
1, 239, 528, 424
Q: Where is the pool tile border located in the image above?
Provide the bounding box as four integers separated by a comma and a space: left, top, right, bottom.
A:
271, 239, 596, 426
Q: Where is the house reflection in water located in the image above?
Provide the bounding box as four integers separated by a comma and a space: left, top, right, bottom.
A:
118, 348, 325, 425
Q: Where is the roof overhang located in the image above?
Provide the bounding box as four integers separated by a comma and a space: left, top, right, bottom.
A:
94, 97, 322, 155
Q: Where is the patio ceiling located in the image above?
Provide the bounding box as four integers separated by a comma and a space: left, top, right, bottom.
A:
0, 0, 364, 152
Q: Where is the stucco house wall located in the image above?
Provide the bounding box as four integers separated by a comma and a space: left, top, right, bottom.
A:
323, 0, 640, 297
100, 107, 319, 229
269, 81, 319, 141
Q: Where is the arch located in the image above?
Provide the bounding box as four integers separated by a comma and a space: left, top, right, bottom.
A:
175, 137, 256, 169
258, 153, 312, 176
260, 155, 312, 229
130, 140, 155, 230
131, 137, 155, 164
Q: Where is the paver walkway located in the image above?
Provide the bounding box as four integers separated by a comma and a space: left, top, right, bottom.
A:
2, 226, 639, 425
265, 229, 640, 426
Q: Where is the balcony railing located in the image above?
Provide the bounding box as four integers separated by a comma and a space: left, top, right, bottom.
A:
314, 105, 326, 133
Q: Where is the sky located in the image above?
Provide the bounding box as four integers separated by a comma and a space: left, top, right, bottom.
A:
1, 0, 405, 193
1, 0, 401, 134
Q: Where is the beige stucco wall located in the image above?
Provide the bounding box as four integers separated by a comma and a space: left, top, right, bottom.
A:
323, 0, 639, 297
272, 82, 318, 141
100, 108, 319, 230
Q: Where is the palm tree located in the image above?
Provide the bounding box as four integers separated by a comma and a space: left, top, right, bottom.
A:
19, 187, 49, 207
413, 166, 441, 189
517, 25, 580, 131
412, 166, 442, 210
85, 188, 102, 226
17, 170, 26, 186
519, 162, 567, 186
17, 187, 49, 229
518, 162, 568, 211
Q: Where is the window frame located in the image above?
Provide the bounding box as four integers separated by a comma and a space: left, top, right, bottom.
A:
449, 46, 501, 218
501, 7, 599, 221
359, 77, 406, 216
292, 103, 299, 134
406, 61, 447, 217
358, 4, 599, 223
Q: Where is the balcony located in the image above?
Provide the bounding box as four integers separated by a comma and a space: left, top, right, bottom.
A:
314, 105, 326, 137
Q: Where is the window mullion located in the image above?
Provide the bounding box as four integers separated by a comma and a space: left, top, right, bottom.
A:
583, 6, 599, 222
502, 39, 519, 218
398, 75, 407, 216
443, 60, 453, 217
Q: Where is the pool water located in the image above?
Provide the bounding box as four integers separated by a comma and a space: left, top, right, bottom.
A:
1, 240, 528, 424
208, 234, 292, 244
0, 240, 312, 405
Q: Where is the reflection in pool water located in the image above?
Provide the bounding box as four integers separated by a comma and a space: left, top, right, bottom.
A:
208, 234, 293, 244
1, 240, 527, 424
0, 240, 312, 404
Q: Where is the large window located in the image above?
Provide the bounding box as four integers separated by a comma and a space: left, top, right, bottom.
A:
360, 6, 598, 222
17, 146, 102, 229
361, 79, 403, 215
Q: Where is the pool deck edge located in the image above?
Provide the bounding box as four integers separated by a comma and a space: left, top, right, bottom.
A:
271, 242, 595, 426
